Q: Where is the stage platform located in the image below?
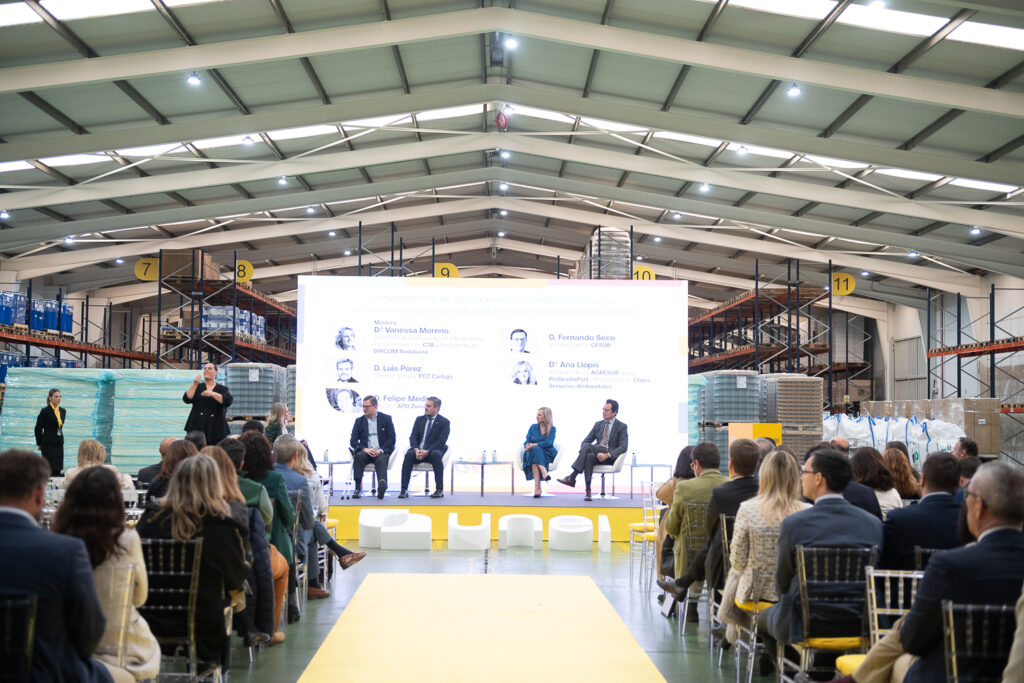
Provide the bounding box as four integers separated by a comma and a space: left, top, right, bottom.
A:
299, 573, 665, 683
326, 490, 643, 543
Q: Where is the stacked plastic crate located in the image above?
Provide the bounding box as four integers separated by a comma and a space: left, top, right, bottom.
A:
697, 370, 760, 473
763, 374, 824, 456
286, 364, 296, 414
225, 363, 285, 417
687, 374, 705, 446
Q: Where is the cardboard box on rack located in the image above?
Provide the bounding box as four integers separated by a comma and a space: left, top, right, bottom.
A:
159, 250, 222, 282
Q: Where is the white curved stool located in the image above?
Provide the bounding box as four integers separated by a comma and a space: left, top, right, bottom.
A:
358, 508, 409, 548
380, 513, 433, 550
548, 515, 594, 551
448, 512, 491, 550
498, 514, 543, 550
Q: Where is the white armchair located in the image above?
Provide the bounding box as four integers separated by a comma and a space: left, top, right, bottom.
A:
412, 448, 452, 496
592, 451, 627, 499
513, 441, 563, 496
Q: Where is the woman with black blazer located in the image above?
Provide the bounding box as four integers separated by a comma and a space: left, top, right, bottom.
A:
183, 362, 233, 446
34, 387, 66, 475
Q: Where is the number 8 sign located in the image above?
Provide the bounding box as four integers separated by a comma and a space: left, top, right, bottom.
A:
235, 259, 255, 284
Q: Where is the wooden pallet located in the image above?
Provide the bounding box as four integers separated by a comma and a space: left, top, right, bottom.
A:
229, 415, 269, 422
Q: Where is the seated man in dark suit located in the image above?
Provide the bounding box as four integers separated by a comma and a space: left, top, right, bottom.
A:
657, 438, 760, 599
759, 449, 883, 662
0, 449, 113, 683
831, 461, 1024, 683
137, 436, 175, 486
558, 399, 628, 502
399, 396, 450, 499
880, 452, 962, 570
349, 395, 396, 500
952, 455, 981, 505
806, 442, 882, 519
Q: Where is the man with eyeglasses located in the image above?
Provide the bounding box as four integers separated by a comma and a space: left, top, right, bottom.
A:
758, 449, 883, 674
825, 461, 1024, 683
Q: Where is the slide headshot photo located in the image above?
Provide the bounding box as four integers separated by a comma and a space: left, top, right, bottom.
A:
510, 328, 529, 353
335, 358, 358, 383
335, 326, 356, 350
512, 360, 538, 385
326, 387, 361, 412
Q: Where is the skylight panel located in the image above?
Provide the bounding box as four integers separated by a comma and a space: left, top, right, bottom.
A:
651, 131, 722, 148
41, 0, 152, 21
339, 114, 410, 129
949, 21, 1024, 51
949, 178, 1019, 193
730, 143, 792, 160
510, 105, 576, 124
416, 105, 482, 122
838, 4, 947, 37
800, 154, 869, 169
578, 116, 645, 132
0, 2, 43, 27
194, 134, 257, 150
37, 153, 111, 167
115, 143, 187, 157
265, 125, 339, 142
875, 168, 942, 182
0, 160, 34, 173
726, 0, 832, 21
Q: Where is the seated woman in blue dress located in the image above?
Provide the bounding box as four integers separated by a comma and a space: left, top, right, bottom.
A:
522, 407, 557, 498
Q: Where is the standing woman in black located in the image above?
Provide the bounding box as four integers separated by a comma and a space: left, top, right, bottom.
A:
184, 362, 233, 446
34, 388, 66, 475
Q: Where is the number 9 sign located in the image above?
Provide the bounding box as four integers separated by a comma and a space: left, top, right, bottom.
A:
235, 259, 255, 284
434, 262, 459, 278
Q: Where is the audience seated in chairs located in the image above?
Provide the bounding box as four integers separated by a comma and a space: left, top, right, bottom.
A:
879, 452, 962, 570
144, 439, 198, 501
654, 446, 695, 589
757, 448, 883, 674
953, 455, 982, 505
135, 454, 252, 669
807, 441, 883, 519
851, 447, 903, 516
63, 439, 136, 491
53, 466, 161, 682
658, 438, 761, 602
717, 449, 810, 645
830, 460, 1024, 683
661, 441, 730, 620
1004, 583, 1024, 680
882, 448, 920, 501
136, 437, 175, 488
0, 449, 113, 682
219, 436, 287, 646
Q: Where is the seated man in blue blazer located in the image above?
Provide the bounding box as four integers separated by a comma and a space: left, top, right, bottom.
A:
758, 449, 883, 662
399, 396, 450, 499
558, 399, 628, 501
0, 449, 113, 683
349, 395, 396, 500
880, 452, 962, 570
831, 461, 1024, 683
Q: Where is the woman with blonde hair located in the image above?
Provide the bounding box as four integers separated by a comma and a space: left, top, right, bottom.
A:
522, 406, 557, 498
717, 450, 809, 643
136, 454, 251, 666
63, 439, 135, 491
263, 402, 290, 445
883, 448, 920, 500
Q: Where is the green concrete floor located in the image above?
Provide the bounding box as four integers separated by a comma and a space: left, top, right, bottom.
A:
228, 541, 769, 682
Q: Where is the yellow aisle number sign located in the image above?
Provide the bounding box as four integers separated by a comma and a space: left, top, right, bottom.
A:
633, 265, 655, 280
134, 258, 158, 281
832, 272, 856, 296
435, 263, 459, 278
235, 259, 255, 284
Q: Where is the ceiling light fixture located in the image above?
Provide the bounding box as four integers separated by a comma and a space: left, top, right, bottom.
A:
503, 36, 519, 50
502, 104, 514, 116
243, 135, 254, 145
0, 210, 8, 220
869, 0, 885, 7
672, 212, 682, 220
64, 236, 74, 244
786, 83, 802, 97
636, 255, 644, 261
908, 250, 920, 258
277, 176, 288, 185
186, 71, 202, 86
969, 226, 981, 236
653, 236, 662, 242
328, 230, 337, 237
497, 231, 506, 237
115, 258, 125, 265
499, 150, 511, 160
737, 145, 748, 155
499, 182, 509, 191
499, 210, 508, 217
860, 270, 870, 277
344, 249, 351, 256
306, 206, 315, 214
699, 183, 710, 193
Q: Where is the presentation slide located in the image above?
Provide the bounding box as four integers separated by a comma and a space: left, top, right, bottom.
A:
295, 277, 688, 486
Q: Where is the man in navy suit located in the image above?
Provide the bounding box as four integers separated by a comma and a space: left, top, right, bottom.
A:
880, 452, 962, 570
399, 396, 450, 499
0, 449, 113, 683
831, 461, 1024, 683
759, 449, 883, 657
558, 399, 628, 501
349, 395, 397, 499
807, 442, 882, 519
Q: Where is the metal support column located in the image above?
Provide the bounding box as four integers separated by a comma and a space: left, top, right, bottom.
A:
926, 287, 932, 399
827, 260, 834, 411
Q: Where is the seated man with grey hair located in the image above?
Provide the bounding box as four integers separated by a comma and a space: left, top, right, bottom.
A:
825, 461, 1024, 683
